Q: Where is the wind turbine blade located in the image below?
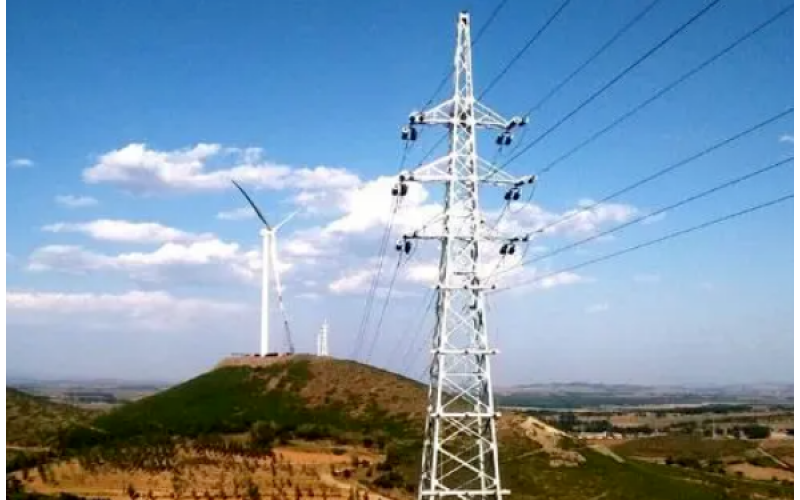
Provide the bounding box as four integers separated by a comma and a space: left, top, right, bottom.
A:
231, 180, 271, 229
274, 209, 300, 231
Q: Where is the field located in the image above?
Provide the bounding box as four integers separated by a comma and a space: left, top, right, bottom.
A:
11, 443, 390, 500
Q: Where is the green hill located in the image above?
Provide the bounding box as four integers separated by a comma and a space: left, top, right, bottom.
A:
6, 388, 95, 447
15, 356, 793, 499
58, 355, 426, 450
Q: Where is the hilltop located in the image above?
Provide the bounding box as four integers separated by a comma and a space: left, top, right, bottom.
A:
8, 356, 794, 500
59, 355, 426, 450
7, 387, 96, 447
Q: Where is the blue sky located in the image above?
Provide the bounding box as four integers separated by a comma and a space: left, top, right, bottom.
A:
7, 0, 794, 385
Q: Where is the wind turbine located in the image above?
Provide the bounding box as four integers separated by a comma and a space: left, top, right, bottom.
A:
231, 180, 298, 356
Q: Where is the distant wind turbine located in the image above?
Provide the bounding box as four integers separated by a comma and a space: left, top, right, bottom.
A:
231, 180, 298, 356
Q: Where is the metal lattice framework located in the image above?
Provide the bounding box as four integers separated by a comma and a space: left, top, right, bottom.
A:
396, 12, 533, 500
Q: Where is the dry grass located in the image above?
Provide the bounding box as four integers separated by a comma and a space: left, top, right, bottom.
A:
727, 463, 794, 483
300, 357, 426, 422
14, 444, 402, 500
760, 439, 794, 465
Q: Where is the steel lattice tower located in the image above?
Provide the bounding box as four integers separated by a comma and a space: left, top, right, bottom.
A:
395, 11, 533, 500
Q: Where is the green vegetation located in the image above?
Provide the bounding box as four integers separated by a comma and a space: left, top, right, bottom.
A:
57, 358, 423, 452
7, 388, 95, 447
614, 436, 756, 461
374, 434, 793, 499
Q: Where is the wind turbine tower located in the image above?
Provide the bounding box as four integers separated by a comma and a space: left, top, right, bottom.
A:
317, 320, 329, 357
232, 180, 298, 356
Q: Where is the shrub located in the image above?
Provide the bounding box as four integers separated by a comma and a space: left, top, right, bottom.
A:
373, 471, 405, 489
741, 425, 771, 440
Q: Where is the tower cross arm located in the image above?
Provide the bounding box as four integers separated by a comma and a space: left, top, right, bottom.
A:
409, 99, 527, 130
400, 156, 536, 186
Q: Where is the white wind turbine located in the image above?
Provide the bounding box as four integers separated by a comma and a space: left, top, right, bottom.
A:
232, 180, 298, 356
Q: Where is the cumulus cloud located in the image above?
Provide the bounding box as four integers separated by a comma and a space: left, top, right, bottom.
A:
329, 268, 374, 294
495, 199, 638, 237
42, 219, 211, 244
27, 239, 269, 286
55, 195, 99, 208
82, 143, 360, 194
8, 158, 34, 168
780, 134, 794, 143
7, 290, 246, 332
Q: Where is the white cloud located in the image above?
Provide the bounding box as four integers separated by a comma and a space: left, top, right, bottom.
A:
280, 236, 328, 258
779, 134, 794, 143
585, 302, 610, 314
42, 219, 211, 244
55, 195, 99, 208
493, 199, 638, 238
7, 290, 245, 332
83, 143, 360, 194
406, 262, 439, 285
534, 271, 584, 289
8, 158, 34, 168
27, 239, 266, 286
329, 268, 374, 294
323, 175, 439, 235
217, 207, 255, 221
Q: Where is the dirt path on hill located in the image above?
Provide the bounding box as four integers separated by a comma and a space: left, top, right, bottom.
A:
757, 446, 793, 470
588, 443, 626, 463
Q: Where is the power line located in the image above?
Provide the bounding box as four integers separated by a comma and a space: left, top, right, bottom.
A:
352, 143, 413, 360
478, 0, 574, 100
413, 130, 449, 170
420, 0, 511, 109
535, 3, 793, 177
523, 107, 793, 239
364, 248, 416, 364
509, 0, 663, 155
351, 201, 400, 360
396, 288, 437, 373
502, 0, 723, 169
525, 0, 663, 116
506, 156, 792, 273
493, 193, 794, 294
472, 0, 510, 46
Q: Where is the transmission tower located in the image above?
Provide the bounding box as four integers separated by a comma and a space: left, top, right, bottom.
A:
395, 11, 534, 499
317, 319, 329, 357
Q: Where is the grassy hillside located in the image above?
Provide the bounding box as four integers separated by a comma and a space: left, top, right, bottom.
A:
613, 435, 757, 460
7, 388, 95, 447
58, 355, 425, 450
498, 433, 790, 500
